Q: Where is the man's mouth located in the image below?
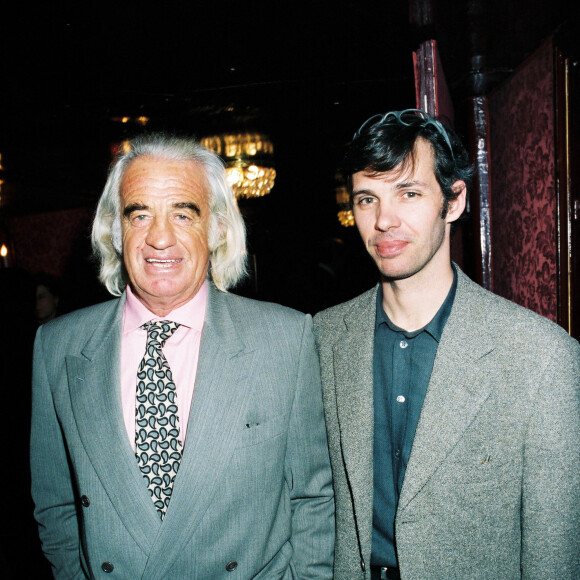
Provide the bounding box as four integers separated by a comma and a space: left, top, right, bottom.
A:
145, 258, 182, 267
374, 239, 409, 257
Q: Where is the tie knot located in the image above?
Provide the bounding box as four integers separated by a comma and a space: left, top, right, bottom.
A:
141, 320, 181, 348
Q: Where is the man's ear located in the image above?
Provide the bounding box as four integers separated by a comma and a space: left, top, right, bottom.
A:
446, 180, 467, 223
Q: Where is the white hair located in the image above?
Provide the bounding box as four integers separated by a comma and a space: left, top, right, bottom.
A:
91, 133, 247, 295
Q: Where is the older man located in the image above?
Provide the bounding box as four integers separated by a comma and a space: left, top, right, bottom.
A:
314, 110, 580, 580
31, 134, 334, 579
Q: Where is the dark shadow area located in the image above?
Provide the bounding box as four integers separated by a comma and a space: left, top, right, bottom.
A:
0, 268, 52, 579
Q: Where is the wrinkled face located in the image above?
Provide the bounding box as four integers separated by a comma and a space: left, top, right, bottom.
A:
121, 156, 211, 316
352, 138, 465, 282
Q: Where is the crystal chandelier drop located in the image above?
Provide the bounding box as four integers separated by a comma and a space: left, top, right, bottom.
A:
200, 133, 276, 199
336, 183, 354, 227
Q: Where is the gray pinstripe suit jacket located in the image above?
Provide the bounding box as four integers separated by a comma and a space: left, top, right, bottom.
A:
31, 284, 334, 579
314, 268, 580, 580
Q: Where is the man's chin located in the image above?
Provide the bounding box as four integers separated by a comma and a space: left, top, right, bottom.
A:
377, 260, 419, 282
380, 271, 415, 283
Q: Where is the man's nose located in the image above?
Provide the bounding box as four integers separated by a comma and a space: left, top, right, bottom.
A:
375, 201, 401, 231
145, 215, 177, 249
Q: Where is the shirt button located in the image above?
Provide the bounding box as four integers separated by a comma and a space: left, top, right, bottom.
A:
101, 562, 114, 573
399, 339, 408, 349
396, 395, 406, 403
80, 495, 90, 507
225, 561, 238, 572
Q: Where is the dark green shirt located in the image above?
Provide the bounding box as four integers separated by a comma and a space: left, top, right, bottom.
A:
371, 269, 457, 568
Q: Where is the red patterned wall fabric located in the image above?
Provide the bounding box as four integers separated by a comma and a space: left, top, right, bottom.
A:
488, 40, 557, 321
7, 207, 94, 276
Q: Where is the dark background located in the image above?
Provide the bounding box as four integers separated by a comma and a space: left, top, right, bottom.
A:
0, 1, 416, 314
0, 0, 573, 314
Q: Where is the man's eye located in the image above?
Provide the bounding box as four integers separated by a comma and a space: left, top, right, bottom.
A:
404, 191, 419, 198
130, 214, 150, 226
355, 196, 374, 206
174, 214, 192, 222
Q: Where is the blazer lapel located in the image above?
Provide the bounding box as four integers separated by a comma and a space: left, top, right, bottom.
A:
398, 272, 497, 511
67, 297, 161, 554
332, 287, 377, 560
142, 286, 258, 580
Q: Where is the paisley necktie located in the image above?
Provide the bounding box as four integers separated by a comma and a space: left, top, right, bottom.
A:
135, 320, 182, 519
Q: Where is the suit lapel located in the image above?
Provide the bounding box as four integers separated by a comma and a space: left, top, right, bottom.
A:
398, 272, 497, 511
142, 286, 257, 580
332, 288, 377, 560
67, 297, 161, 554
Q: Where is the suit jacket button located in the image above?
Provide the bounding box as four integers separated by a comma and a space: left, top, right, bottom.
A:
225, 561, 238, 572
80, 495, 90, 507
101, 562, 114, 573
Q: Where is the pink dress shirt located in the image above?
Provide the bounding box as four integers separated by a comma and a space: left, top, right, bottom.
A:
121, 282, 208, 450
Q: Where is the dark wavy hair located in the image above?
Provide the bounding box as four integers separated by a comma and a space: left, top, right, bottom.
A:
343, 109, 473, 218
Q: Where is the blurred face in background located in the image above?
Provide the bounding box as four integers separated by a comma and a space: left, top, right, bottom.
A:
36, 284, 59, 324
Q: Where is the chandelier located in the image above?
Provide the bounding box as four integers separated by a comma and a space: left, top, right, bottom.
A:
335, 182, 354, 227
200, 133, 276, 199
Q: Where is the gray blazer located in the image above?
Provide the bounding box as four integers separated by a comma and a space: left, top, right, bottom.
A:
31, 284, 334, 579
314, 268, 580, 580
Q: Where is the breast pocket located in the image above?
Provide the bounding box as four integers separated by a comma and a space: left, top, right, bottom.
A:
236, 413, 289, 449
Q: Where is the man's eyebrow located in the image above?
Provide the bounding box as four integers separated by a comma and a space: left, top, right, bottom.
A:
352, 188, 375, 196
122, 201, 201, 217
123, 203, 148, 217
173, 201, 201, 215
396, 180, 428, 189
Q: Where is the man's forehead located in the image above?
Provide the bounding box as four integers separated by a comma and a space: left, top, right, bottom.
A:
354, 138, 436, 185
353, 164, 415, 187
122, 157, 204, 180
120, 157, 210, 202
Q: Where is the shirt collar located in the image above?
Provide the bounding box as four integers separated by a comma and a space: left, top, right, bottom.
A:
123, 280, 208, 333
375, 265, 457, 342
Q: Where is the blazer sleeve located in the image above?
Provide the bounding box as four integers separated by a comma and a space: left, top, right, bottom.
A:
285, 315, 335, 578
521, 335, 580, 579
30, 326, 86, 580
